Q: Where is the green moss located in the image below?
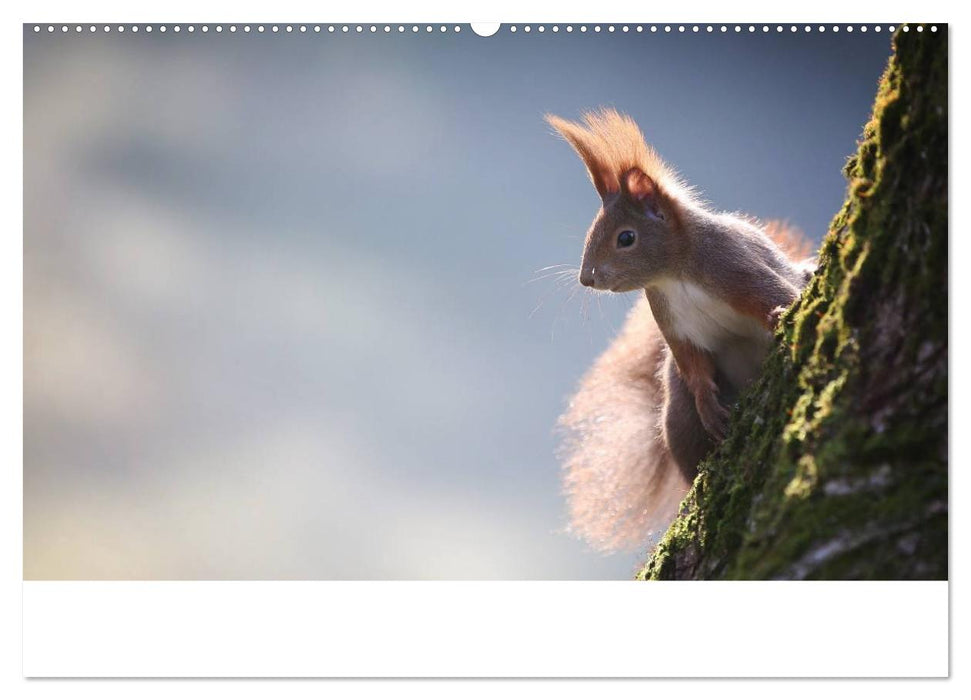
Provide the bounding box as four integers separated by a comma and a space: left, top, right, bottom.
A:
638, 26, 947, 580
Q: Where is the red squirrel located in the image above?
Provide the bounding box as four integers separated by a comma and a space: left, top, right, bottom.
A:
548, 109, 814, 552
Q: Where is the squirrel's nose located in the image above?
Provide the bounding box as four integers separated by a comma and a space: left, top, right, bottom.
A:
579, 269, 595, 287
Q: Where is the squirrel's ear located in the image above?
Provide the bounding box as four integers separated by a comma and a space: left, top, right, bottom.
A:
622, 167, 665, 221
546, 114, 620, 200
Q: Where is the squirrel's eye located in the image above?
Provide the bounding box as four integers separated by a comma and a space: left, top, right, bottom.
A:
617, 230, 636, 248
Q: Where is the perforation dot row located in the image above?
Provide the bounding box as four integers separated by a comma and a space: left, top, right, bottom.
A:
31, 24, 465, 34
506, 24, 936, 34
30, 23, 940, 35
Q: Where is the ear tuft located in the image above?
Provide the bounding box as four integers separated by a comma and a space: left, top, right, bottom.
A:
546, 109, 697, 211
546, 113, 620, 199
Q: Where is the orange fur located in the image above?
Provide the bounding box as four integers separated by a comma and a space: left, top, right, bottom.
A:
763, 220, 814, 261
545, 109, 697, 206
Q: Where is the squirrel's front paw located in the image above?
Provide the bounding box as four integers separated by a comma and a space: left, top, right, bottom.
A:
697, 393, 730, 441
767, 305, 788, 329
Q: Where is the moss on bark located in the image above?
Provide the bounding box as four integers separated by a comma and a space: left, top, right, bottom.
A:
638, 25, 948, 580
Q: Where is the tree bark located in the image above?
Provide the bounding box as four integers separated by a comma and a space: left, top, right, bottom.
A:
639, 25, 948, 580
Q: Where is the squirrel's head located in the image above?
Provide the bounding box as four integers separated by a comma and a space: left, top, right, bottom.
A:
546, 109, 690, 292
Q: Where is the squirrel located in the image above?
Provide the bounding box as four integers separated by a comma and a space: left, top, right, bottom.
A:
547, 109, 815, 552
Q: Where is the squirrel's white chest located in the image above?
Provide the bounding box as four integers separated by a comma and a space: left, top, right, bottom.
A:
654, 279, 772, 386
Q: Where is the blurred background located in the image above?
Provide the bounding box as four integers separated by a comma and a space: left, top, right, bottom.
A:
24, 24, 891, 579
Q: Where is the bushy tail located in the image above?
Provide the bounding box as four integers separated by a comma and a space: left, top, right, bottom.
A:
557, 298, 692, 553
764, 220, 818, 283
763, 220, 817, 261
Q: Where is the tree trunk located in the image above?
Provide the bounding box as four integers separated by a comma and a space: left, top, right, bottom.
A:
639, 25, 948, 580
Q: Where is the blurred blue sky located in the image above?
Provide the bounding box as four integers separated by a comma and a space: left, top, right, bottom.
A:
24, 25, 892, 578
